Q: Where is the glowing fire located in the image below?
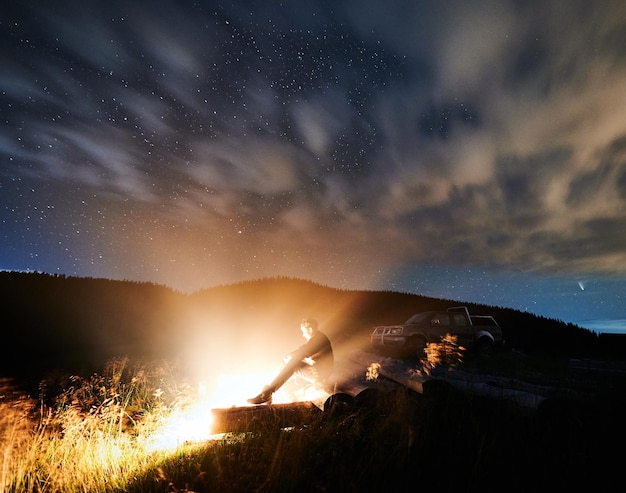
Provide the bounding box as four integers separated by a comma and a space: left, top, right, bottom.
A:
145, 370, 325, 451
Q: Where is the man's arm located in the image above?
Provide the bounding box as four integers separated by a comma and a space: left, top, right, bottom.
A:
290, 334, 329, 362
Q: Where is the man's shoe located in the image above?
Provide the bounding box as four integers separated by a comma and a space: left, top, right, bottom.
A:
247, 386, 273, 405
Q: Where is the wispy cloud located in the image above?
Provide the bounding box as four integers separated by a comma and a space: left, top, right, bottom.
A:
2, 0, 626, 293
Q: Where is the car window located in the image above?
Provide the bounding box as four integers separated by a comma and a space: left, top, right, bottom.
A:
405, 312, 435, 324
453, 314, 468, 326
431, 313, 451, 326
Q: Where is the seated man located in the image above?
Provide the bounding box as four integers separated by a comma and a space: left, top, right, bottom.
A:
248, 318, 333, 405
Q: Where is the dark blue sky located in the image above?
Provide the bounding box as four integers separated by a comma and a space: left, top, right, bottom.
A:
1, 1, 625, 332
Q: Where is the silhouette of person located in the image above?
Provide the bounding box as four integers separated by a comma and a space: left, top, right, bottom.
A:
248, 318, 334, 405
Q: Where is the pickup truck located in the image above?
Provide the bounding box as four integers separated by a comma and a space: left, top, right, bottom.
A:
370, 306, 504, 358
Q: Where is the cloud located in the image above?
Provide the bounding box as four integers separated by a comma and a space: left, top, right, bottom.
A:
292, 97, 348, 156
436, 1, 516, 94
3, 0, 626, 293
188, 138, 301, 195
346, 0, 626, 276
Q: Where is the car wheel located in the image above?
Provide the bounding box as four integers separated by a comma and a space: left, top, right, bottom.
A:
475, 338, 494, 358
323, 392, 354, 417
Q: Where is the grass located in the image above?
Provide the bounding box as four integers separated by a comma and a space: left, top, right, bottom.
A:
1, 358, 198, 493
2, 350, 625, 492
1, 355, 408, 492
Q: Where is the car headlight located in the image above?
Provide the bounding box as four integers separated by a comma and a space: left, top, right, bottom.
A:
389, 328, 403, 335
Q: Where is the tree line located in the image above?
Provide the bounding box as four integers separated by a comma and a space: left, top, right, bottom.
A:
0, 271, 612, 381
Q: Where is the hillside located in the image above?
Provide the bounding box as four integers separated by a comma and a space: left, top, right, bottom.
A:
0, 271, 601, 381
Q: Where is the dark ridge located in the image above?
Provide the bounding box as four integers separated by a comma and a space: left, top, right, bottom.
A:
0, 271, 604, 383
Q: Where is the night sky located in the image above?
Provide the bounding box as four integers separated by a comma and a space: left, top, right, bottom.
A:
2, 1, 625, 333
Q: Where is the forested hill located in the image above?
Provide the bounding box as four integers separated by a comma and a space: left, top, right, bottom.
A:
0, 271, 598, 380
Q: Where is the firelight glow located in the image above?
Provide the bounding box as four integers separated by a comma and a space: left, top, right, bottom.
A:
2, 1, 626, 332
145, 371, 326, 452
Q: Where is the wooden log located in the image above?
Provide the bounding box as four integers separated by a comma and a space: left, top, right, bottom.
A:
348, 349, 427, 394
210, 401, 321, 434
327, 353, 407, 398
210, 352, 419, 434
348, 350, 549, 410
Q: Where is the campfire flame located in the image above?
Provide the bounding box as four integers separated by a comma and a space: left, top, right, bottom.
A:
145, 370, 317, 451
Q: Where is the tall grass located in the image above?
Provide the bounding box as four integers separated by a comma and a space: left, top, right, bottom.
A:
0, 345, 461, 493
1, 382, 39, 493
0, 342, 471, 492
1, 358, 197, 493
2, 349, 623, 492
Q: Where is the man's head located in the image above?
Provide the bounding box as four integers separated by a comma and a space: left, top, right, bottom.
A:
300, 318, 318, 340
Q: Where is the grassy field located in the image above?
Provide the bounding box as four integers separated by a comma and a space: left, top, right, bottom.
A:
2, 352, 625, 492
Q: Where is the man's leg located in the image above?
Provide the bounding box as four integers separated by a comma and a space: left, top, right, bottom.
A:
247, 358, 306, 404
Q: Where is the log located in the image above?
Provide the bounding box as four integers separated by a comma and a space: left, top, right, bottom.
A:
348, 349, 427, 394
348, 350, 551, 410
210, 401, 321, 434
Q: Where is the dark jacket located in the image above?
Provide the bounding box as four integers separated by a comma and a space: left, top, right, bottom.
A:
291, 330, 334, 382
